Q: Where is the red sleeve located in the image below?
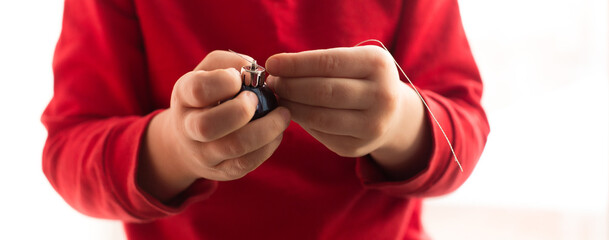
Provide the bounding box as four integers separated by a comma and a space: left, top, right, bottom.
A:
41, 0, 216, 222
355, 0, 490, 197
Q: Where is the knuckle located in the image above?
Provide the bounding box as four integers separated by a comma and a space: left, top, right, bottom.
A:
222, 162, 249, 180
171, 81, 183, 105
196, 119, 215, 141
185, 112, 214, 141
318, 52, 340, 74
189, 81, 206, 103
207, 50, 226, 60
233, 158, 254, 173
366, 46, 393, 69
216, 68, 240, 89
193, 147, 215, 168
224, 137, 248, 157
221, 169, 245, 181
175, 73, 193, 98
374, 87, 397, 108
268, 114, 285, 133
366, 119, 387, 139
192, 69, 209, 78
273, 133, 284, 146
183, 71, 212, 104
368, 45, 388, 55
218, 68, 235, 78
316, 81, 335, 102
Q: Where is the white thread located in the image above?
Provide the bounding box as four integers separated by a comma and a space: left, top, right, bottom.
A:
228, 49, 266, 71
354, 39, 463, 172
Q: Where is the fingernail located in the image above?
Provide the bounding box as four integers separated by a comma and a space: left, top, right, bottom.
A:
244, 90, 259, 105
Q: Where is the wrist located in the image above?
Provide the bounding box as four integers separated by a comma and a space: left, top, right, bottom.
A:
370, 85, 431, 180
138, 109, 198, 202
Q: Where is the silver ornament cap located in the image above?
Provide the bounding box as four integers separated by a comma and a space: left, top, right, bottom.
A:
241, 60, 266, 88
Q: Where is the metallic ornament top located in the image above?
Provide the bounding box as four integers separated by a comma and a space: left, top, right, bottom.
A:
241, 60, 266, 88
227, 50, 278, 121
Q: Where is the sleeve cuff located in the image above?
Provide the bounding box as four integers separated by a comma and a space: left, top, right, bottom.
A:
133, 178, 218, 217
104, 110, 217, 222
355, 91, 457, 197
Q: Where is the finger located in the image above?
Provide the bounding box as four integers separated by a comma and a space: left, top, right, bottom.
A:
303, 127, 370, 158
195, 50, 254, 71
184, 91, 259, 142
175, 68, 242, 108
265, 45, 391, 78
282, 100, 368, 138
204, 107, 291, 160
211, 134, 283, 181
268, 76, 374, 109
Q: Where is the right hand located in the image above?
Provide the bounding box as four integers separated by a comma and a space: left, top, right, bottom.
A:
139, 51, 291, 201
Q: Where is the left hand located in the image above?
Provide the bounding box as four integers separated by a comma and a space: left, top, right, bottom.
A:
265, 46, 430, 174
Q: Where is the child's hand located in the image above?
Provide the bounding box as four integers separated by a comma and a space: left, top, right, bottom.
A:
140, 51, 291, 201
265, 46, 430, 178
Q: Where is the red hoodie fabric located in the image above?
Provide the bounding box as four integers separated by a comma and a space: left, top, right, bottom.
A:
42, 0, 489, 239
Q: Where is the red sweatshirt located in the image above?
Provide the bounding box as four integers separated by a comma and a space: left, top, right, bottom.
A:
42, 0, 489, 239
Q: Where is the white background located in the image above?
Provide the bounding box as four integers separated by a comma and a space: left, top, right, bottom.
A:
0, 0, 606, 239
422, 1, 608, 239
